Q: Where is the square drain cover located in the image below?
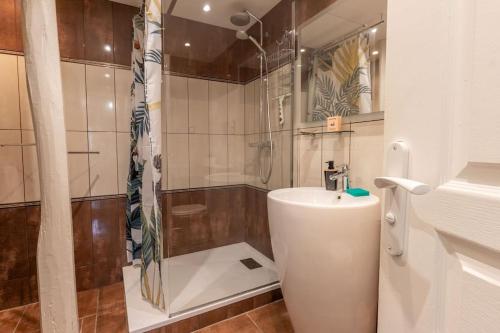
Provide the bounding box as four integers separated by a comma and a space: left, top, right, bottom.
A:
240, 258, 262, 270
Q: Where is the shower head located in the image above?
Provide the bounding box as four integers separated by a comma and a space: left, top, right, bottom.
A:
230, 11, 251, 26
236, 30, 265, 54
236, 30, 249, 40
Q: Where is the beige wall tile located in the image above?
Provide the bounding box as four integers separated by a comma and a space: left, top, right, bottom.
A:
189, 134, 210, 188
161, 132, 168, 190
115, 68, 133, 132
298, 134, 322, 187
269, 97, 280, 132
21, 130, 39, 202
67, 131, 90, 198
18, 57, 33, 130
188, 78, 209, 134
61, 62, 87, 131
348, 121, 384, 197
228, 84, 244, 135
244, 134, 258, 187
88, 132, 118, 196
281, 130, 293, 188
209, 135, 228, 186
254, 79, 262, 134
228, 135, 245, 185
164, 75, 188, 133
86, 65, 116, 131
167, 133, 189, 190
244, 81, 255, 134
0, 54, 20, 130
116, 132, 130, 194
267, 133, 282, 190
209, 81, 228, 134
0, 130, 24, 203
321, 133, 346, 187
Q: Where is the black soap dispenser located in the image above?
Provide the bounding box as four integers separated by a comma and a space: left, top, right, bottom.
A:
324, 160, 338, 191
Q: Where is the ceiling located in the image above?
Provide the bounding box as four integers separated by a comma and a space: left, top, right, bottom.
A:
300, 0, 387, 49
110, 0, 281, 31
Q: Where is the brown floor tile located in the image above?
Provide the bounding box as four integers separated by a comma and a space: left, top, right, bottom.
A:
0, 305, 25, 332
97, 282, 125, 315
95, 307, 128, 333
253, 289, 283, 309
165, 316, 199, 333
78, 288, 99, 318
81, 315, 97, 333
15, 302, 40, 332
195, 315, 260, 333
248, 301, 294, 333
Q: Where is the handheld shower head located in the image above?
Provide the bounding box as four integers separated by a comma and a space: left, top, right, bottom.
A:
236, 31, 266, 54
235, 30, 248, 40
248, 35, 266, 55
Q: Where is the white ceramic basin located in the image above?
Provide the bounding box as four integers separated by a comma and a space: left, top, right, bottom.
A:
268, 187, 380, 333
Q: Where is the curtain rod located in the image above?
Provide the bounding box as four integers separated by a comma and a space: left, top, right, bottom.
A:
314, 20, 385, 54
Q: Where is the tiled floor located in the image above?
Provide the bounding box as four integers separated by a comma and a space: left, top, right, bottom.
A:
194, 301, 294, 333
0, 282, 127, 333
0, 283, 294, 333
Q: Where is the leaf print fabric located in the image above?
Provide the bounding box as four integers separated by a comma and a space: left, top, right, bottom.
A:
307, 33, 372, 121
126, 0, 165, 311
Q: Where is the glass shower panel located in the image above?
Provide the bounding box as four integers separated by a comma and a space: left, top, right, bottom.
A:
162, 0, 295, 315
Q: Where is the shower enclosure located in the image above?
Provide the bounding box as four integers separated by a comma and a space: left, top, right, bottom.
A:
123, 0, 295, 330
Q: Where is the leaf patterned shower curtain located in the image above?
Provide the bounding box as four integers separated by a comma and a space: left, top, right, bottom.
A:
126, 0, 164, 310
308, 33, 372, 121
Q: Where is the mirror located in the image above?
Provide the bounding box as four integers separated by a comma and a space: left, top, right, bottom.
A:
296, 0, 387, 124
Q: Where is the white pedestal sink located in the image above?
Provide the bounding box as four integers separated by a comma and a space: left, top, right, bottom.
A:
268, 187, 380, 333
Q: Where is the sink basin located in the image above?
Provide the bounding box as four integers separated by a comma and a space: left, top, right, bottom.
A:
268, 187, 380, 333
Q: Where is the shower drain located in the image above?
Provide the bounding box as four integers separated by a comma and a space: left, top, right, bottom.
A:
240, 258, 263, 270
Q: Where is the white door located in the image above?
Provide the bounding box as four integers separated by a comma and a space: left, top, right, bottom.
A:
378, 0, 500, 332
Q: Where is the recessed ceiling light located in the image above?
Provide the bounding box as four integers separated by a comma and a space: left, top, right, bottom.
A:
103, 44, 112, 52
371, 28, 378, 33
184, 42, 191, 47
104, 73, 110, 78
300, 48, 306, 53
372, 50, 379, 55
203, 4, 211, 12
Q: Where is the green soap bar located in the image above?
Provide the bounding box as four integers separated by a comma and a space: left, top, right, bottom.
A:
346, 188, 370, 197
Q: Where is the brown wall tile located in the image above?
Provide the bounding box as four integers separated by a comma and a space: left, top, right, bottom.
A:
56, 0, 85, 59
112, 2, 138, 66
296, 0, 338, 26
83, 0, 114, 63
0, 0, 18, 51
91, 198, 120, 265
91, 198, 124, 288
25, 205, 40, 283
0, 185, 274, 310
76, 265, 95, 292
165, 188, 248, 257
0, 277, 32, 310
245, 187, 273, 260
73, 201, 93, 267
0, 207, 29, 281
117, 197, 128, 266
164, 0, 292, 83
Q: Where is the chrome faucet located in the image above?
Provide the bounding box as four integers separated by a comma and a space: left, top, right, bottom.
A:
324, 162, 349, 195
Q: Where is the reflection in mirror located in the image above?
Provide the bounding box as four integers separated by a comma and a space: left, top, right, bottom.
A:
297, 0, 387, 123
